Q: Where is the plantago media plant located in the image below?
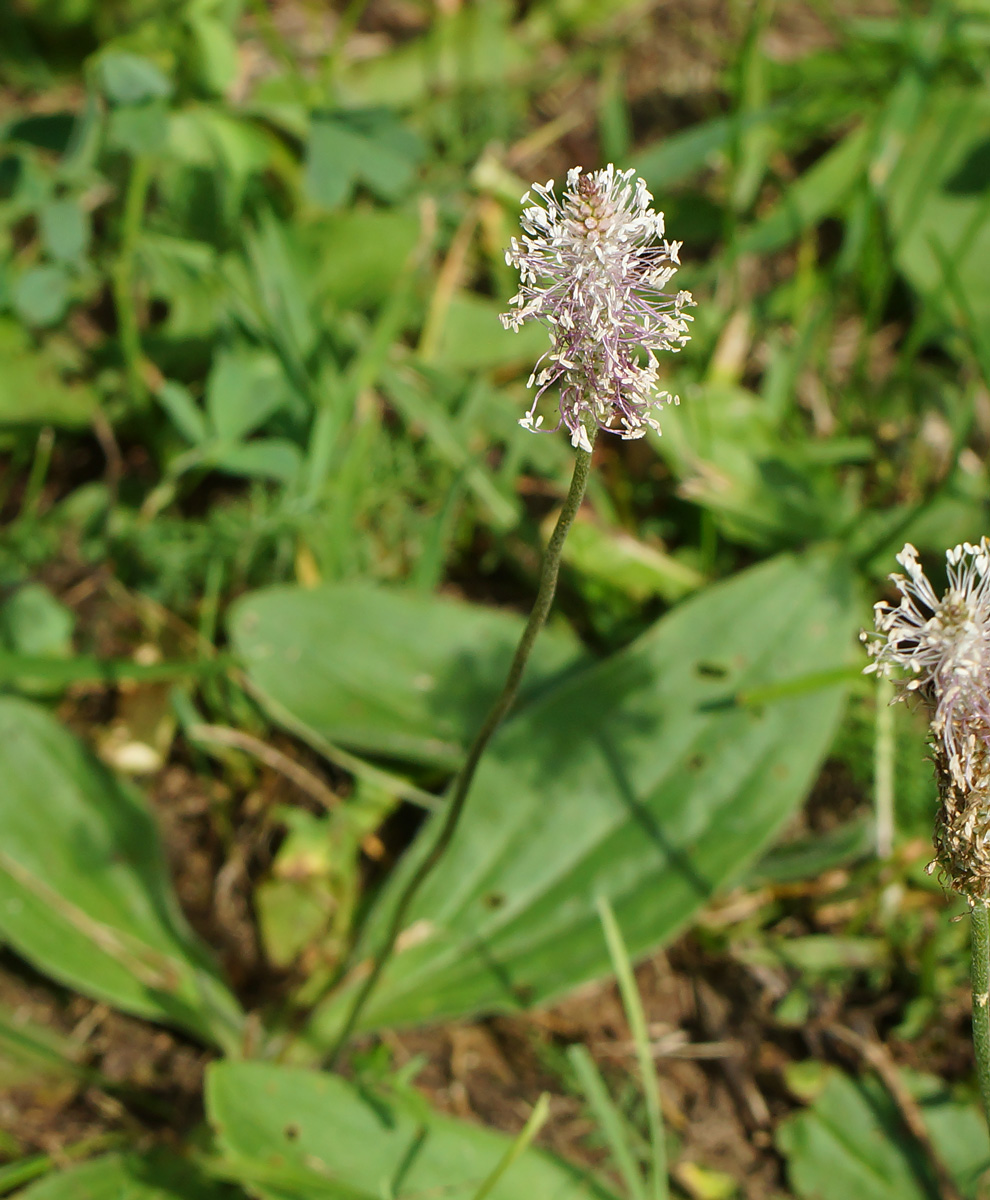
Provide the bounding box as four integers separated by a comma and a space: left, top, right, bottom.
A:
328, 165, 692, 1063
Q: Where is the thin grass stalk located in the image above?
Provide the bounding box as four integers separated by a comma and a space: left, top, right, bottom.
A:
567, 1043, 648, 1200
469, 1093, 551, 1200
325, 436, 596, 1067
596, 895, 668, 1200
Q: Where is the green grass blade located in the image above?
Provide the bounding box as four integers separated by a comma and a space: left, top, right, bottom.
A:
469, 1092, 551, 1200
597, 895, 668, 1200
567, 1043, 647, 1200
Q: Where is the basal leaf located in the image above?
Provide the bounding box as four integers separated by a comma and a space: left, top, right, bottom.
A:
207, 1061, 617, 1200
777, 1067, 990, 1200
300, 548, 857, 1044
0, 698, 243, 1050
15, 1152, 237, 1199
229, 583, 587, 769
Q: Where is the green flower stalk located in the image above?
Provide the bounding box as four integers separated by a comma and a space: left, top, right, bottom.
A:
327, 167, 691, 1066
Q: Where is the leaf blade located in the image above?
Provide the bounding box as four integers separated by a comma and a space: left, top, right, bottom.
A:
300, 548, 857, 1042
0, 698, 243, 1050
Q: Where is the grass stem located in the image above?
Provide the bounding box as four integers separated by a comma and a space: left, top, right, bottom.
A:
325, 435, 596, 1068
469, 1093, 550, 1200
597, 895, 668, 1200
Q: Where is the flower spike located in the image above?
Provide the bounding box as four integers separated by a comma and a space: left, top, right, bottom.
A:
864, 539, 990, 899
501, 165, 694, 452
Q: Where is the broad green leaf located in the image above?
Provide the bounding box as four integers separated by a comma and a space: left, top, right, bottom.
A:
0, 583, 74, 659
300, 548, 856, 1043
229, 583, 587, 769
206, 1060, 618, 1200
777, 1067, 990, 1199
96, 53, 173, 105
166, 109, 274, 178
15, 1152, 236, 1199
13, 264, 70, 328
187, 12, 240, 95
137, 232, 227, 343
107, 102, 169, 156
207, 439, 302, 483
0, 698, 243, 1050
304, 111, 422, 209
38, 198, 90, 264
0, 584, 74, 696
156, 380, 209, 445
205, 346, 294, 442
0, 319, 97, 426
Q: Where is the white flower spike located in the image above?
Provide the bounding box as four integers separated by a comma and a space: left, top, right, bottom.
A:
501, 165, 694, 451
864, 539, 990, 900
864, 540, 990, 793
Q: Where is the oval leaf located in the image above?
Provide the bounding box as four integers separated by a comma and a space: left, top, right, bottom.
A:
777, 1067, 990, 1200
229, 584, 587, 768
15, 1152, 236, 1199
300, 548, 858, 1044
207, 1060, 618, 1200
0, 698, 243, 1050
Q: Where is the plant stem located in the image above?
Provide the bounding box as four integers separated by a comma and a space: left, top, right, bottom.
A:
326, 435, 596, 1068
971, 902, 990, 1134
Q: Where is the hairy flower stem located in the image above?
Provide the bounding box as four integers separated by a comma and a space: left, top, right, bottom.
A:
972, 902, 990, 1134
326, 435, 596, 1068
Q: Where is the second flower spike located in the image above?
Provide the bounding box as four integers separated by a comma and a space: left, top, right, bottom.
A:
864, 540, 990, 900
